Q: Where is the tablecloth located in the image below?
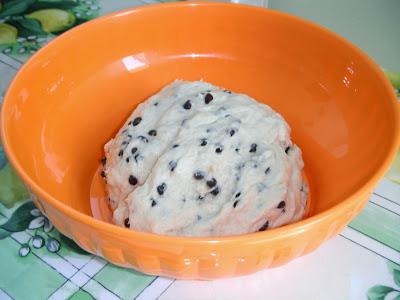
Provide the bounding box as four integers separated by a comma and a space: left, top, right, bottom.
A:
0, 1, 399, 299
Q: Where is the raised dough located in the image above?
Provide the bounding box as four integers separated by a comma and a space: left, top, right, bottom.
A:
103, 80, 307, 236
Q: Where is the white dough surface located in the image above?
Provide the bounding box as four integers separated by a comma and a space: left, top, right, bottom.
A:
103, 80, 307, 236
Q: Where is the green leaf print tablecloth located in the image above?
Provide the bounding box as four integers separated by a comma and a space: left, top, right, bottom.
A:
0, 1, 399, 299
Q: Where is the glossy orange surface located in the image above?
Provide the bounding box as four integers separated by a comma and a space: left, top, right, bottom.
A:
1, 2, 399, 279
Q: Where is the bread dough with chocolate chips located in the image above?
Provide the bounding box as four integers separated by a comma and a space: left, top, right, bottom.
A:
103, 80, 307, 236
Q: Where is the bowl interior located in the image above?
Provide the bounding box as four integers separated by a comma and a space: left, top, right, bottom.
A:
2, 3, 398, 222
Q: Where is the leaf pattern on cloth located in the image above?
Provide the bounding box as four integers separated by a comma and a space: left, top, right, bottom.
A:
0, 163, 29, 208
0, 143, 7, 170
0, 199, 88, 256
0, 0, 100, 56
367, 263, 400, 300
0, 201, 35, 232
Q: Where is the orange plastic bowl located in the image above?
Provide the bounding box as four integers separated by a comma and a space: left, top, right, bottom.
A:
1, 2, 399, 280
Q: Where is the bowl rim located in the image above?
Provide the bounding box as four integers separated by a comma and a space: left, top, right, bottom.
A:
1, 1, 399, 245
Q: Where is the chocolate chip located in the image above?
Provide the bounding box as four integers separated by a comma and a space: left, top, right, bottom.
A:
183, 100, 192, 110
200, 139, 207, 146
229, 129, 235, 137
265, 167, 271, 174
128, 121, 132, 125
249, 143, 257, 153
148, 129, 157, 136
124, 218, 130, 228
128, 175, 138, 185
206, 178, 217, 188
101, 157, 107, 165
100, 171, 106, 178
235, 148, 240, 153
233, 200, 239, 208
277, 201, 286, 209
134, 154, 140, 162
118, 150, 123, 157
193, 171, 205, 180
137, 135, 148, 143
126, 157, 130, 163
157, 183, 166, 195
258, 221, 269, 231
151, 199, 157, 207
215, 146, 223, 154
169, 160, 177, 172
198, 195, 204, 200
131, 147, 138, 154
197, 215, 202, 220
235, 192, 241, 198
210, 187, 220, 196
204, 93, 213, 104
127, 134, 132, 138
154, 102, 159, 106
285, 146, 291, 154
132, 117, 142, 126
172, 144, 179, 148
122, 141, 128, 145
